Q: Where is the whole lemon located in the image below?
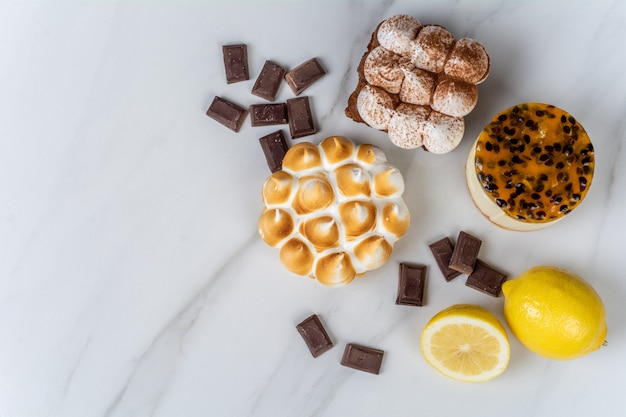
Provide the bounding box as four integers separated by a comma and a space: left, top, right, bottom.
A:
502, 266, 607, 360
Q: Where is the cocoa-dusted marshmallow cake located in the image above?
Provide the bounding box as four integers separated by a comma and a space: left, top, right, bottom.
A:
259, 136, 410, 286
346, 14, 490, 154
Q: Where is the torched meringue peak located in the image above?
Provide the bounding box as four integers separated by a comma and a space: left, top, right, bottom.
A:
315, 252, 357, 286
279, 238, 315, 276
281, 142, 322, 173
262, 170, 294, 206
259, 136, 410, 286
300, 216, 339, 250
334, 163, 371, 197
258, 208, 294, 247
381, 200, 410, 238
292, 174, 334, 215
320, 136, 355, 165
339, 200, 377, 240
356, 144, 387, 165
354, 235, 392, 270
372, 163, 405, 197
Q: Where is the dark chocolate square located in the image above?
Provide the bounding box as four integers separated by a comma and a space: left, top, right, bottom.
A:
206, 96, 248, 132
340, 343, 384, 374
396, 263, 427, 306
222, 44, 249, 84
284, 58, 326, 95
251, 60, 285, 101
296, 314, 333, 358
449, 231, 482, 274
286, 96, 316, 139
250, 103, 288, 126
465, 260, 507, 297
429, 237, 462, 281
259, 130, 289, 173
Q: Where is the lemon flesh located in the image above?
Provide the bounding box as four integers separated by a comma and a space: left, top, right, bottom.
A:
502, 266, 607, 360
420, 304, 510, 383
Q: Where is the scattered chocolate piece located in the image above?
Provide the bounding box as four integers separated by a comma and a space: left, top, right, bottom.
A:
449, 231, 482, 274
296, 314, 334, 358
222, 44, 249, 84
465, 260, 507, 297
285, 58, 326, 95
340, 343, 384, 374
287, 96, 316, 139
252, 60, 285, 101
259, 130, 289, 173
206, 96, 248, 132
396, 263, 427, 306
429, 237, 462, 281
250, 103, 289, 126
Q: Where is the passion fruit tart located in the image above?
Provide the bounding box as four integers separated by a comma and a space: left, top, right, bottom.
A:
466, 103, 594, 231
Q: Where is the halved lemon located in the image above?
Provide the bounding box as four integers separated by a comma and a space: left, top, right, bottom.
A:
420, 304, 510, 382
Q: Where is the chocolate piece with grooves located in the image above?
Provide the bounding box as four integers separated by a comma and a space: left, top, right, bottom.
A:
465, 260, 507, 297
285, 58, 326, 95
429, 237, 462, 281
287, 96, 316, 139
259, 130, 289, 173
250, 103, 289, 126
222, 44, 249, 84
252, 60, 285, 101
340, 343, 384, 374
296, 314, 333, 358
449, 231, 482, 274
396, 263, 426, 306
206, 96, 248, 132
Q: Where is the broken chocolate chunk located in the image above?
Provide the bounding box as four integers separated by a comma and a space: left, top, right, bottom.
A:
222, 44, 249, 84
429, 237, 462, 281
465, 260, 507, 297
396, 263, 426, 306
449, 231, 482, 274
284, 58, 326, 95
206, 96, 248, 132
296, 314, 333, 358
259, 130, 289, 173
340, 343, 384, 374
250, 103, 288, 126
252, 60, 285, 101
286, 96, 316, 139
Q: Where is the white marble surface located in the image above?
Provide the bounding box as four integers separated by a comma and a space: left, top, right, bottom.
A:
1, 1, 625, 416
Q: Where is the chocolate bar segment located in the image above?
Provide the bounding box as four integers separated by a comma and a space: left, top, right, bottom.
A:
206, 96, 248, 132
250, 103, 288, 126
296, 314, 333, 358
259, 130, 289, 173
429, 237, 462, 281
396, 263, 427, 306
222, 44, 249, 84
465, 260, 507, 297
285, 58, 326, 95
287, 96, 316, 139
252, 60, 285, 101
340, 343, 384, 375
449, 231, 482, 274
